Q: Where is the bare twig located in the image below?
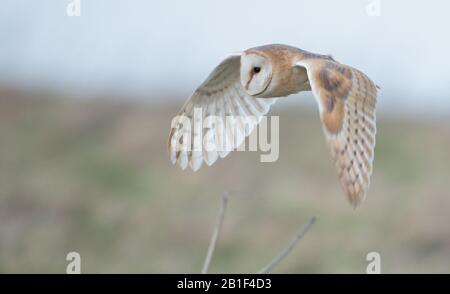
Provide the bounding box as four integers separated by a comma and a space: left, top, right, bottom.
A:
257, 216, 316, 274
201, 192, 229, 274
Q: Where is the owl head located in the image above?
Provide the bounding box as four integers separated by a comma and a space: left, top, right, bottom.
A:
240, 51, 273, 96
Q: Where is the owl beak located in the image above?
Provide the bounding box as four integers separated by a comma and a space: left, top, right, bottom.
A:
245, 72, 255, 91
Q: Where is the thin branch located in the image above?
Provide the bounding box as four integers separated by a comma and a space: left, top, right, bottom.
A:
257, 216, 316, 274
201, 192, 229, 274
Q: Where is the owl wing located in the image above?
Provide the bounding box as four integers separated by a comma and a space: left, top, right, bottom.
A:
296, 59, 378, 206
169, 53, 278, 171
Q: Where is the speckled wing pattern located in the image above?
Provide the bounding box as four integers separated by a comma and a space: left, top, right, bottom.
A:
296, 59, 377, 206
168, 54, 278, 171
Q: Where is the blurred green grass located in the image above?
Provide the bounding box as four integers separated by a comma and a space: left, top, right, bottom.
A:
0, 89, 449, 273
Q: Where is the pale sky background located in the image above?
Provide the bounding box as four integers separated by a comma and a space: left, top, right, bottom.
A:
1, 0, 449, 115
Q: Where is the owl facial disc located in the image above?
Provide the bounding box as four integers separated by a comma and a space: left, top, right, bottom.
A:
240, 53, 273, 96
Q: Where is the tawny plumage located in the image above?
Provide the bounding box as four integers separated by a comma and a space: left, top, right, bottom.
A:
168, 44, 378, 207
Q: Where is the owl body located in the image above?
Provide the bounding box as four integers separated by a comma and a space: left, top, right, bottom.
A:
244, 44, 332, 98
168, 44, 378, 207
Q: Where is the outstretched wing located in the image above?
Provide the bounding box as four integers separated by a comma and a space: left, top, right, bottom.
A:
169, 54, 278, 171
296, 59, 378, 206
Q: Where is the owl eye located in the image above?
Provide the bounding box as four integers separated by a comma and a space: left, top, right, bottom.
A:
253, 67, 261, 74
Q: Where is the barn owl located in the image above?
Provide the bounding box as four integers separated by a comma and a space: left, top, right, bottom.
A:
168, 44, 378, 206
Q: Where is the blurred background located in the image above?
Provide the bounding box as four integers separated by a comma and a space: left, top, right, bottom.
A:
1, 0, 449, 273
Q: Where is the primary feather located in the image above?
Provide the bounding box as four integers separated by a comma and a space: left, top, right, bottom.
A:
296, 59, 377, 206
168, 54, 278, 171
